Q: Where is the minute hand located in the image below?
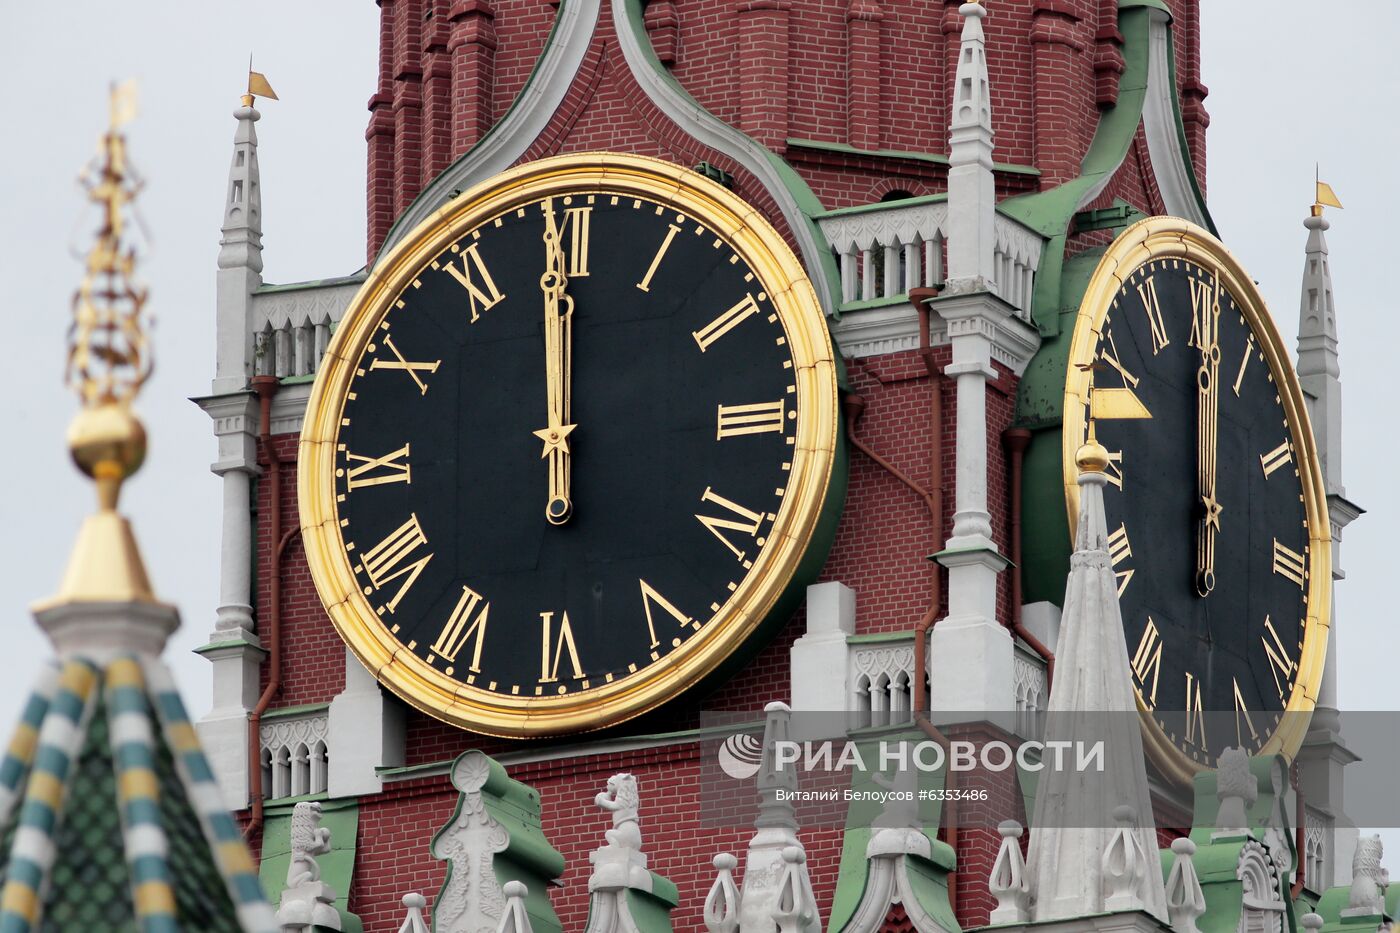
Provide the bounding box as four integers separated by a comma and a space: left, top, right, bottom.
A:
1195, 275, 1223, 596
533, 200, 576, 525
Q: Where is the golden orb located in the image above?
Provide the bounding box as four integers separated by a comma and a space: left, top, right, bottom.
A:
1075, 427, 1109, 474
67, 402, 147, 482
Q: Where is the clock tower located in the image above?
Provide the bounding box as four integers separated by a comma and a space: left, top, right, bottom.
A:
191, 1, 1363, 929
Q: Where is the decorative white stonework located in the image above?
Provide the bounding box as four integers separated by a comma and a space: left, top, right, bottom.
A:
251, 278, 362, 379
815, 200, 1042, 324
1012, 645, 1046, 739
739, 703, 822, 933
1139, 9, 1210, 229
1213, 748, 1255, 839
791, 582, 856, 714
946, 1, 996, 292
276, 801, 342, 931
498, 882, 536, 933
1164, 838, 1206, 933
1342, 835, 1387, 917
258, 709, 329, 801
1026, 456, 1168, 923
585, 774, 661, 933
704, 854, 742, 933
848, 640, 914, 729
989, 821, 1030, 924
397, 893, 430, 933
1303, 808, 1330, 895
327, 646, 405, 798
1236, 840, 1287, 933
431, 752, 512, 933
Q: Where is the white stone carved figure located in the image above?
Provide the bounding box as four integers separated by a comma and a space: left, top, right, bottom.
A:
1345, 835, 1388, 915
432, 751, 511, 933
288, 800, 332, 887
595, 773, 643, 852
1215, 748, 1257, 837
277, 800, 342, 931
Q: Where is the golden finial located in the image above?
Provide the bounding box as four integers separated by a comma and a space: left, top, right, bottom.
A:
1312, 166, 1342, 217
67, 80, 152, 512
39, 82, 159, 607
244, 59, 279, 109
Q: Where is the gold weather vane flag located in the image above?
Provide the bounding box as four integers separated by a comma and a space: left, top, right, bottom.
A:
68, 80, 151, 410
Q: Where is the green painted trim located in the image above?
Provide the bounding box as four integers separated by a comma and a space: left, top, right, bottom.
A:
1119, 0, 1171, 16
432, 752, 565, 933
258, 798, 364, 933
278, 374, 316, 386
826, 730, 957, 933
839, 295, 921, 313
1073, 200, 1147, 233
845, 632, 913, 645
261, 702, 330, 722
1159, 18, 1216, 236
191, 638, 264, 656
786, 138, 1041, 177
814, 193, 947, 220
255, 273, 366, 295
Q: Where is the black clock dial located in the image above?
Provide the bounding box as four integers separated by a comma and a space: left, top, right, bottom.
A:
1085, 257, 1313, 764
333, 191, 806, 704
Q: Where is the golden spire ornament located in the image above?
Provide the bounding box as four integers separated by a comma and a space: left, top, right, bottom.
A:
41, 81, 161, 606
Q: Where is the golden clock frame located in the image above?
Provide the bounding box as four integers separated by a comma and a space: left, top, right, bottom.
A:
1061, 216, 1331, 786
299, 152, 840, 738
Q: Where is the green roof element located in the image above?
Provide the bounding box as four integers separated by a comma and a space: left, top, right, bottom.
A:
430, 751, 566, 933
257, 798, 363, 933
0, 657, 277, 933
826, 729, 958, 933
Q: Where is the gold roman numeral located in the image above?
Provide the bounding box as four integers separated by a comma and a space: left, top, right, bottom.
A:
1135, 276, 1171, 355
1271, 539, 1306, 588
1261, 615, 1297, 699
1233, 678, 1259, 745
1233, 334, 1255, 396
637, 224, 681, 292
1259, 440, 1293, 478
1107, 523, 1134, 596
560, 205, 591, 277
693, 293, 760, 351
716, 400, 786, 439
640, 579, 693, 649
369, 334, 441, 395
1104, 449, 1124, 490
345, 443, 412, 490
1187, 275, 1216, 350
1184, 671, 1206, 748
431, 585, 490, 672
539, 611, 584, 683
1130, 618, 1162, 707
1099, 329, 1140, 388
695, 487, 765, 561
443, 242, 505, 322
360, 514, 433, 614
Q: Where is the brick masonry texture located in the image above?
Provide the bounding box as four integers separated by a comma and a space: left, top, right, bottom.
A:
248, 0, 1211, 927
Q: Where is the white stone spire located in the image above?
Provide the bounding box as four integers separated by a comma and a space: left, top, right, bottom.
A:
946, 1, 996, 291
215, 96, 265, 395
1025, 429, 1168, 923
1296, 207, 1341, 495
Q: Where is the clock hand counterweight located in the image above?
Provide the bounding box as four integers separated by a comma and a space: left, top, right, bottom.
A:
533, 199, 576, 525
1195, 273, 1223, 596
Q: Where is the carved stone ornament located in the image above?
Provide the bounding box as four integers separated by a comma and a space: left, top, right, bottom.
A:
989, 821, 1030, 924
1164, 838, 1206, 933
1343, 834, 1388, 917
1215, 748, 1257, 838
1102, 806, 1151, 912
275, 801, 342, 930
703, 854, 741, 933
431, 752, 512, 933
1236, 839, 1286, 933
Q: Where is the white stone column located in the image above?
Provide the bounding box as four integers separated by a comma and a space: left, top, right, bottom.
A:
789, 582, 855, 713
328, 647, 406, 798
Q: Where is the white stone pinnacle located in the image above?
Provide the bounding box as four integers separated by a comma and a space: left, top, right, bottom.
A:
1025, 460, 1168, 923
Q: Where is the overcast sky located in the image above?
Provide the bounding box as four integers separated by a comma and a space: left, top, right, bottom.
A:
2, 0, 1397, 843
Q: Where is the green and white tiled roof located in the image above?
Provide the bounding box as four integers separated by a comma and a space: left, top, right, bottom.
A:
0, 655, 276, 933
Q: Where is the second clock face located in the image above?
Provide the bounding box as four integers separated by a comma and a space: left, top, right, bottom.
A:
301, 155, 839, 736
1064, 221, 1329, 774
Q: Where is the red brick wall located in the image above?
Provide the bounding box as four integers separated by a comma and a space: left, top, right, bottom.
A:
363, 0, 1206, 258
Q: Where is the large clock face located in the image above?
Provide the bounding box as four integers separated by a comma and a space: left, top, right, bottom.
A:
300, 153, 840, 737
1063, 218, 1330, 781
